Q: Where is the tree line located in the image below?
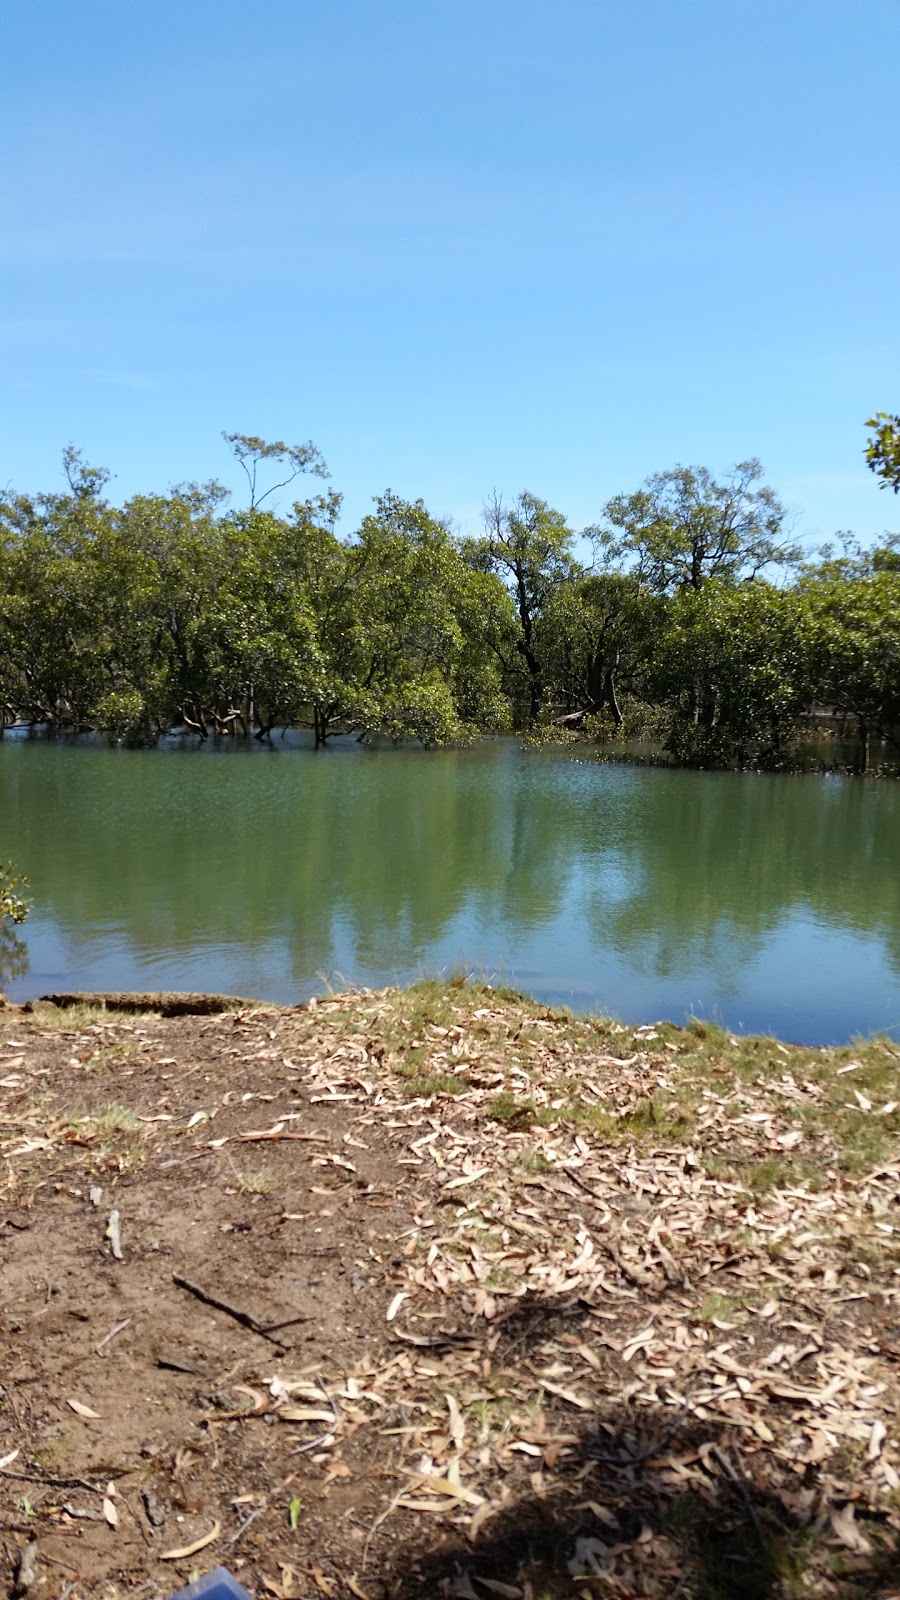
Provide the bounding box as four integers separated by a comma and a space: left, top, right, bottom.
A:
1, 430, 898, 768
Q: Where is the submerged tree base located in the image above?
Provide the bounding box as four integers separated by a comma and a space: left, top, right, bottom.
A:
524, 721, 900, 777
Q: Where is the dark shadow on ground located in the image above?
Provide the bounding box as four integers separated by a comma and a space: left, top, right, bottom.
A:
373, 1298, 899, 1599
382, 1404, 900, 1598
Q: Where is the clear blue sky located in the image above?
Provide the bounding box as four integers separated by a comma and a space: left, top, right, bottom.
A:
3, 0, 899, 546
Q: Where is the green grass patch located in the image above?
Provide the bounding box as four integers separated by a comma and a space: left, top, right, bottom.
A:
284, 979, 900, 1186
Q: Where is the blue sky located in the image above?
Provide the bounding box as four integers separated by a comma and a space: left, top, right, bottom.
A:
3, 0, 899, 546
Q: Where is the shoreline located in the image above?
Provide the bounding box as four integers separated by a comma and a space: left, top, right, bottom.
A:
4, 983, 896, 1052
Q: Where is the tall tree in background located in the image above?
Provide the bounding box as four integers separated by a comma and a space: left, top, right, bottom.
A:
339, 494, 513, 745
650, 582, 814, 767
470, 492, 577, 723
222, 432, 329, 510
595, 460, 798, 594
538, 572, 663, 727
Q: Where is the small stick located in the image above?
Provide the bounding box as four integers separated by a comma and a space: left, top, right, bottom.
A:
709, 1444, 768, 1549
362, 1487, 407, 1569
117, 1487, 154, 1547
259, 1313, 311, 1334
172, 1274, 286, 1346
224, 1503, 266, 1548
95, 1316, 131, 1353
157, 1355, 212, 1377
0, 1468, 106, 1494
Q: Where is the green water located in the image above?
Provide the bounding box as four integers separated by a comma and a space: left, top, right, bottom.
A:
1, 734, 899, 1043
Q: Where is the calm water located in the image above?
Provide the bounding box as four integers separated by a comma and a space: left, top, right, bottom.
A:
1, 735, 899, 1044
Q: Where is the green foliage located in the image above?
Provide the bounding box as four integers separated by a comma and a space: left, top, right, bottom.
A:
594, 460, 799, 594
801, 556, 900, 762
0, 863, 29, 988
0, 863, 28, 924
467, 492, 578, 723
865, 412, 900, 493
1, 439, 899, 770
222, 431, 329, 509
652, 582, 814, 769
538, 571, 664, 727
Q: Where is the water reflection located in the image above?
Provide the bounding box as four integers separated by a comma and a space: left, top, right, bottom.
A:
1, 738, 898, 1041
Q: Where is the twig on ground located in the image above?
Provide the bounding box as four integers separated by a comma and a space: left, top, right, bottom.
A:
95, 1316, 131, 1353
362, 1486, 407, 1569
708, 1443, 768, 1549
0, 1467, 107, 1494
172, 1273, 288, 1346
224, 1503, 267, 1548
259, 1313, 311, 1333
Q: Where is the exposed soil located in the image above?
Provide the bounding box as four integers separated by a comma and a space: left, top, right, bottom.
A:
1, 985, 899, 1600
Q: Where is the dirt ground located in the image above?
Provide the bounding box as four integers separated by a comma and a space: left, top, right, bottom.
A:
1, 983, 899, 1600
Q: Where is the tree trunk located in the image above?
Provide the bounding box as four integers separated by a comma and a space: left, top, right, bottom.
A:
602, 668, 624, 727
857, 722, 870, 773
182, 703, 208, 739
516, 638, 543, 723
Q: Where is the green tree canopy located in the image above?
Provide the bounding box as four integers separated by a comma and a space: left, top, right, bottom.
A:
865, 413, 900, 494
465, 492, 578, 722
595, 460, 799, 594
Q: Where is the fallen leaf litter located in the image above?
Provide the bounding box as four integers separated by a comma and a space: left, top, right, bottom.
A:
1, 983, 899, 1597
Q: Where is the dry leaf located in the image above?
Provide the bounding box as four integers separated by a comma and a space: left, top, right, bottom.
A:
469, 1502, 500, 1540
386, 1292, 409, 1322
346, 1582, 372, 1600
538, 1379, 592, 1409
159, 1519, 221, 1560
582, 1502, 619, 1528
103, 1496, 118, 1526
799, 1429, 832, 1465
412, 1472, 485, 1506
829, 1503, 873, 1554
867, 1419, 887, 1460
447, 1392, 466, 1450
67, 1398, 101, 1419
444, 1168, 490, 1191
310, 1569, 337, 1597
279, 1407, 336, 1424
